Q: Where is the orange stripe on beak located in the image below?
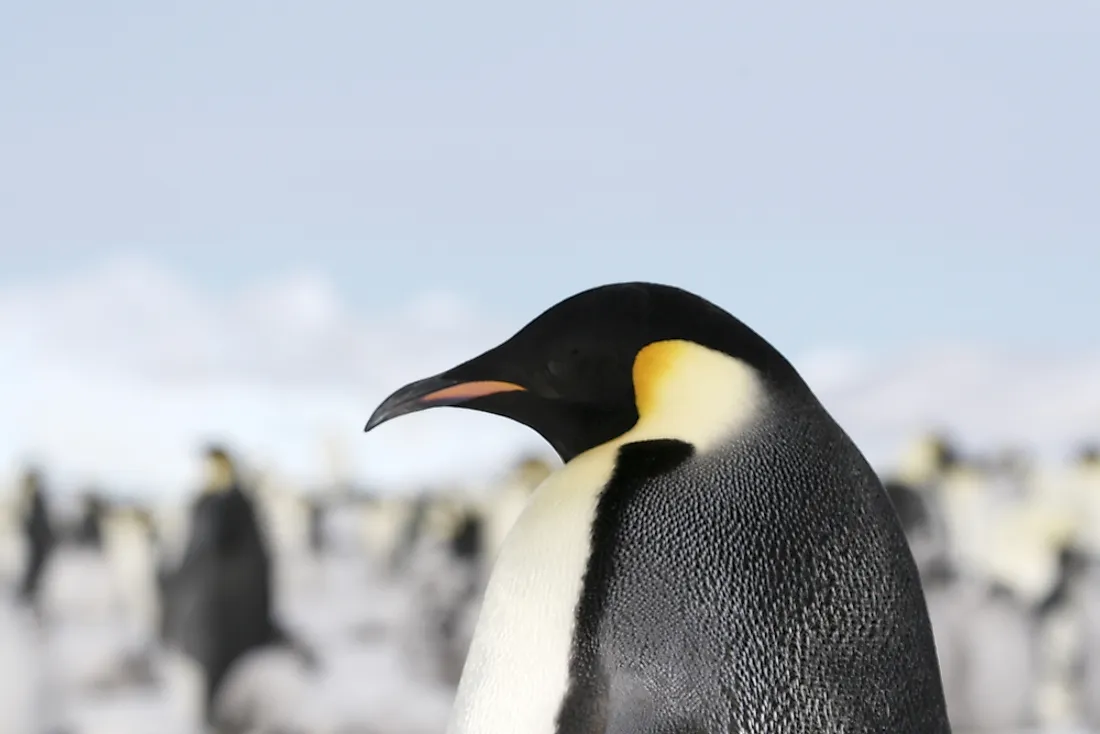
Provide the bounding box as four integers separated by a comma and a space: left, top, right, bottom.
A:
421, 380, 527, 403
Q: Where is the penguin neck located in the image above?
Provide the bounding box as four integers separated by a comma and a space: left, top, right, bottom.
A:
203, 461, 236, 494
618, 339, 763, 455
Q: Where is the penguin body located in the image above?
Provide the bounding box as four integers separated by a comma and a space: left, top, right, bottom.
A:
75, 490, 107, 548
480, 456, 552, 562
896, 432, 960, 487
357, 494, 424, 576
102, 504, 160, 647
881, 477, 955, 580
1074, 556, 1100, 727
364, 283, 950, 733
883, 477, 934, 537
307, 499, 326, 556
399, 500, 488, 687
16, 468, 56, 611
924, 575, 1037, 730
544, 393, 937, 733
161, 446, 296, 727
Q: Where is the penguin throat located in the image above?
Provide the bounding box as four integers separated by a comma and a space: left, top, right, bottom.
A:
204, 459, 236, 494
624, 339, 762, 454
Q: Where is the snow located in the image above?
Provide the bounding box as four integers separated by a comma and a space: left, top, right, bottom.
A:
0, 547, 456, 734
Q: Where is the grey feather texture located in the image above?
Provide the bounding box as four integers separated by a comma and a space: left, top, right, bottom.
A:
558, 393, 951, 733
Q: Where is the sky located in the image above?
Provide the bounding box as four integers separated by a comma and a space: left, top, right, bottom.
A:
0, 2, 1097, 497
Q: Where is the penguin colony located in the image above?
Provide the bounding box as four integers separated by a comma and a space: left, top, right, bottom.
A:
883, 434, 1100, 730
1, 282, 1098, 733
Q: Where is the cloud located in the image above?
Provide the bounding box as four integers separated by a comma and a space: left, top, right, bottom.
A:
0, 255, 536, 497
807, 346, 1100, 468
1, 256, 1097, 500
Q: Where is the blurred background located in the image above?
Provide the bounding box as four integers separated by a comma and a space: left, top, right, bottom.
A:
1, 2, 1099, 733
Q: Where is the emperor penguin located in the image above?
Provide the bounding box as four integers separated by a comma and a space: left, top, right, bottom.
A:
102, 504, 160, 650
363, 282, 951, 733
161, 444, 310, 731
881, 478, 951, 583
74, 490, 107, 549
895, 431, 961, 488
397, 492, 489, 687
480, 455, 554, 562
308, 497, 327, 556
15, 467, 56, 615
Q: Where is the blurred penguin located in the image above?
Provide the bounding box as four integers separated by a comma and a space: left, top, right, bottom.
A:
398, 494, 487, 687
73, 489, 107, 548
1029, 446, 1100, 728
102, 504, 161, 652
924, 572, 1039, 732
1067, 443, 1100, 556
1071, 548, 1100, 729
929, 441, 1070, 604
881, 477, 951, 582
307, 498, 326, 557
895, 430, 961, 488
479, 454, 553, 563
1083, 444, 1100, 463
253, 470, 313, 561
397, 457, 554, 688
385, 493, 431, 576
356, 493, 422, 577
1029, 541, 1094, 728
16, 467, 56, 618
890, 440, 1042, 731
161, 444, 314, 732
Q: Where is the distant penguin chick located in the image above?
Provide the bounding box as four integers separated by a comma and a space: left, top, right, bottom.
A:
364, 282, 950, 734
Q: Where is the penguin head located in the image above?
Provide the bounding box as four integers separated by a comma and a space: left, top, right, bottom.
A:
202, 444, 237, 494
365, 282, 802, 462
511, 454, 554, 491
83, 490, 106, 513
20, 467, 43, 499
897, 430, 961, 486
1077, 443, 1100, 468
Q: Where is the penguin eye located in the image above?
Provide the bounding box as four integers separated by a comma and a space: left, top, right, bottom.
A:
547, 358, 570, 380
548, 345, 584, 379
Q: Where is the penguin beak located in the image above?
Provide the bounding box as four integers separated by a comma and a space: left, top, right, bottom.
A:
364, 375, 527, 432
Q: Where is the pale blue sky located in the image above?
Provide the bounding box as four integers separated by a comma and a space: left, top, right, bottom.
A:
1, 1, 1097, 356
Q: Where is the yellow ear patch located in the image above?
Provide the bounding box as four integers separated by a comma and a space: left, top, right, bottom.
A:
627, 339, 763, 453
632, 340, 695, 418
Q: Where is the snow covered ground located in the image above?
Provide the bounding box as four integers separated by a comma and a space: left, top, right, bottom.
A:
1, 542, 1095, 734
0, 546, 455, 734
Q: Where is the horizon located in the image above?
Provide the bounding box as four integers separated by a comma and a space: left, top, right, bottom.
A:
2, 254, 1097, 501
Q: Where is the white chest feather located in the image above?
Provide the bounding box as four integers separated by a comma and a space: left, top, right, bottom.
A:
445, 446, 618, 734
